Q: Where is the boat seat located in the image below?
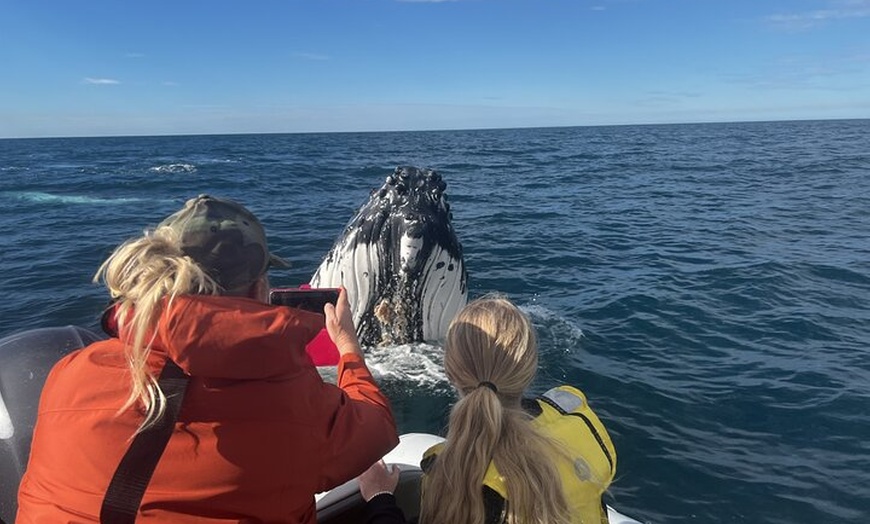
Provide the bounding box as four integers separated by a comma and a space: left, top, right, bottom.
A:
0, 326, 103, 524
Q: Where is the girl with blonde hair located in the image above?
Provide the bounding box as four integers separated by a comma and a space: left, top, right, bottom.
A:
360, 295, 616, 524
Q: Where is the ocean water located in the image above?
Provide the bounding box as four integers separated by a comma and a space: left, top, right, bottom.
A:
1, 120, 868, 523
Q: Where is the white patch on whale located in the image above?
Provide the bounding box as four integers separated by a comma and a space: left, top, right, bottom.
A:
417, 241, 466, 341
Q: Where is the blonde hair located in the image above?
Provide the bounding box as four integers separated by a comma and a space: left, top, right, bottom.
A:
419, 295, 571, 524
94, 225, 221, 433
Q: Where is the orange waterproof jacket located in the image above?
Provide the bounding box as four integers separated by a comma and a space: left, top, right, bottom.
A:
16, 295, 399, 523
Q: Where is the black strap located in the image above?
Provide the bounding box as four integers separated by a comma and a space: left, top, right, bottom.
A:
100, 360, 189, 524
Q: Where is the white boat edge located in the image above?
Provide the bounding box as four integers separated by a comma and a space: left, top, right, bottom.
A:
315, 432, 643, 524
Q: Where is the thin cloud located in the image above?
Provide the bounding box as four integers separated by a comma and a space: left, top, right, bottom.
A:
82, 78, 120, 85
634, 90, 704, 108
395, 0, 459, 3
292, 52, 330, 61
180, 104, 230, 110
724, 54, 862, 91
125, 53, 145, 58
767, 0, 870, 29
843, 52, 870, 63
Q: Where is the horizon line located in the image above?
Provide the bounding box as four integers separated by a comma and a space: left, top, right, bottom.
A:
1, 116, 867, 141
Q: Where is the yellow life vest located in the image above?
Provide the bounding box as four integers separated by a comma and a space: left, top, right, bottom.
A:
423, 385, 616, 524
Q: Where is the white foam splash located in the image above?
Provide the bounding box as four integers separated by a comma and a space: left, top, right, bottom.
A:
317, 341, 448, 388
148, 163, 197, 174
0, 391, 13, 439
366, 342, 448, 387
5, 191, 148, 205
521, 303, 585, 346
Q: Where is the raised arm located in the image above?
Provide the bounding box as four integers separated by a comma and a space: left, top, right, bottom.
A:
317, 288, 399, 490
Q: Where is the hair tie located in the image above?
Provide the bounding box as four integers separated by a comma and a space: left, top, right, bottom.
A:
477, 381, 498, 393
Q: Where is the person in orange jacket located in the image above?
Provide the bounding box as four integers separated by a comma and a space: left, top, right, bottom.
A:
16, 194, 399, 523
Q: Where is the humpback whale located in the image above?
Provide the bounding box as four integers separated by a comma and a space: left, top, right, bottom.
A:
310, 166, 467, 347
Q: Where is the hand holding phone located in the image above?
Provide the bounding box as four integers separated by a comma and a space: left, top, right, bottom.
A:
270, 287, 342, 366
323, 287, 363, 359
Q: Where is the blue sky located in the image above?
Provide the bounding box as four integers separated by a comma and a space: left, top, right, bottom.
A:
1, 0, 869, 138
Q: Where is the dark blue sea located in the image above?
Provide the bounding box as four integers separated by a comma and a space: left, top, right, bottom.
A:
1, 120, 868, 523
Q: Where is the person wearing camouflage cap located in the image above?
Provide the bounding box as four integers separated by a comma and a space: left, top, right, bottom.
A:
17, 195, 398, 523
158, 194, 290, 295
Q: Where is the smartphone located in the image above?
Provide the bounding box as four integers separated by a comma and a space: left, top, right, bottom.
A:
269, 287, 340, 313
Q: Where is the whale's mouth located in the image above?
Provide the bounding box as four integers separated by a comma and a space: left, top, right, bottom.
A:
310, 166, 467, 348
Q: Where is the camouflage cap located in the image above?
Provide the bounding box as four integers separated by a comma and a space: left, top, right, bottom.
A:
159, 194, 289, 292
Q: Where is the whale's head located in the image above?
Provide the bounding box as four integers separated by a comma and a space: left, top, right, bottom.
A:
311, 166, 467, 347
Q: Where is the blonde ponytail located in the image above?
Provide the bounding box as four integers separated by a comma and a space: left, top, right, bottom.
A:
94, 226, 220, 432
422, 387, 505, 524
419, 296, 570, 524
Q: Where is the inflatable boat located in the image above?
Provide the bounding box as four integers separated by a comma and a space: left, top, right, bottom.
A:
0, 326, 642, 524
317, 432, 643, 524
